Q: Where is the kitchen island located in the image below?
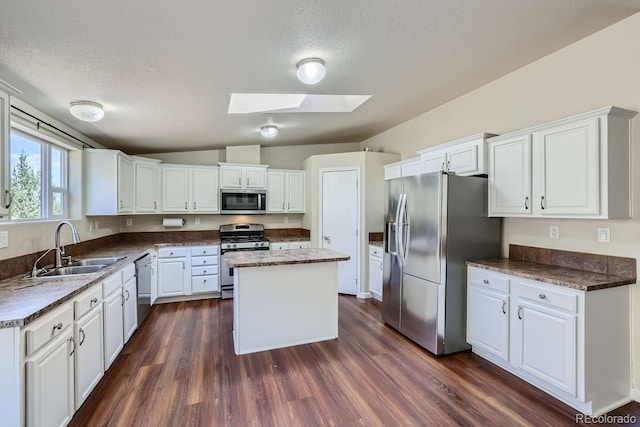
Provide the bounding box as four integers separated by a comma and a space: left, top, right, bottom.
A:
225, 248, 350, 355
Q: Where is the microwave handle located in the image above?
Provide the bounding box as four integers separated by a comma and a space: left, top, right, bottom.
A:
258, 193, 263, 210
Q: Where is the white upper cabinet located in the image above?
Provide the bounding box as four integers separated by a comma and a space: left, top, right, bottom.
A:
267, 169, 305, 213
219, 163, 267, 190
133, 157, 161, 213
0, 89, 9, 219
85, 149, 135, 215
489, 134, 532, 216
488, 106, 637, 219
417, 133, 495, 176
161, 165, 220, 213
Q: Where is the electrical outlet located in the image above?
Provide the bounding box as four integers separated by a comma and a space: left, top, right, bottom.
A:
88, 221, 94, 232
126, 218, 133, 227
195, 217, 201, 225
0, 231, 8, 248
284, 216, 289, 224
597, 228, 610, 243
549, 225, 559, 239
94, 221, 99, 230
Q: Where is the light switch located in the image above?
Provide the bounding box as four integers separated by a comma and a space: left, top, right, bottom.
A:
195, 217, 201, 225
597, 228, 610, 243
0, 231, 7, 248
549, 225, 559, 239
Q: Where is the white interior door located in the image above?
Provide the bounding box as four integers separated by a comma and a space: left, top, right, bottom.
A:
321, 169, 359, 295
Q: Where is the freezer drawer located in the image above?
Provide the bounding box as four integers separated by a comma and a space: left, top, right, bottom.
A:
400, 274, 441, 354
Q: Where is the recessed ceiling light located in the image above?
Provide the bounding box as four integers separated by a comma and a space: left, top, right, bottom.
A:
69, 101, 104, 122
260, 125, 278, 139
296, 58, 326, 85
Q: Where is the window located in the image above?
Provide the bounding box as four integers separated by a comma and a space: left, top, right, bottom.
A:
9, 129, 68, 220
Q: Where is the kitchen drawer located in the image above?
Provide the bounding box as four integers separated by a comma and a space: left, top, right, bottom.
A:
369, 245, 383, 258
192, 275, 219, 293
288, 241, 310, 249
191, 256, 218, 267
25, 303, 73, 356
191, 246, 219, 257
192, 265, 218, 276
102, 272, 123, 298
468, 268, 510, 293
157, 247, 188, 258
518, 280, 578, 313
74, 285, 102, 320
121, 263, 136, 283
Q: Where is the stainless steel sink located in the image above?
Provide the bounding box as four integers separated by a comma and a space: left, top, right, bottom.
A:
37, 265, 108, 277
70, 256, 125, 266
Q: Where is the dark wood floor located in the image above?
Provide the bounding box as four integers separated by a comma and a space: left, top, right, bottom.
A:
70, 296, 640, 427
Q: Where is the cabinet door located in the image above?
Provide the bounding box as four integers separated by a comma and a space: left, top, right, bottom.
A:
467, 286, 509, 361
117, 155, 134, 213
0, 89, 9, 218
220, 166, 244, 189
245, 167, 266, 189
488, 135, 532, 216
368, 255, 383, 301
75, 306, 104, 409
123, 278, 138, 342
286, 172, 305, 212
536, 118, 599, 216
191, 275, 219, 293
26, 333, 75, 427
447, 143, 479, 175
400, 158, 421, 177
135, 162, 159, 213
158, 259, 187, 296
266, 171, 285, 212
515, 301, 577, 396
103, 292, 124, 370
420, 151, 445, 174
192, 168, 219, 212
161, 167, 190, 212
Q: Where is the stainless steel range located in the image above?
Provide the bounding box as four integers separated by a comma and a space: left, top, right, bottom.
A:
219, 223, 270, 299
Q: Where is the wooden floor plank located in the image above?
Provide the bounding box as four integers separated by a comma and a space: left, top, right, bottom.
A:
69, 296, 640, 427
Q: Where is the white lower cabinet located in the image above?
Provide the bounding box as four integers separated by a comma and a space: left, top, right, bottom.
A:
368, 245, 383, 301
123, 276, 138, 342
467, 266, 631, 416
103, 272, 124, 370
157, 246, 222, 299
158, 250, 189, 297
270, 241, 310, 250
74, 304, 104, 409
24, 304, 75, 427
191, 245, 220, 294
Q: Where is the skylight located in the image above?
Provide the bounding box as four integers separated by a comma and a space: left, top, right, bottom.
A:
228, 93, 372, 114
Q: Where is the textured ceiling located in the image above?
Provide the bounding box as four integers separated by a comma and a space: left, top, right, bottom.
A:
0, 1, 639, 154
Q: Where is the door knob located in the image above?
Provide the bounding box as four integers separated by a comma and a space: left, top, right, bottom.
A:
323, 235, 331, 244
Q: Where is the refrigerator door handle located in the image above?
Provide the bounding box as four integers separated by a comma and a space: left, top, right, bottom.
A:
384, 221, 394, 254
397, 193, 407, 268
403, 196, 410, 262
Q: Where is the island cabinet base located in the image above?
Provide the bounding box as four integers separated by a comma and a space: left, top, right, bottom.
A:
233, 262, 339, 355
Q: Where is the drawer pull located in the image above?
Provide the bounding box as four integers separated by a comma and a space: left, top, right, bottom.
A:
517, 305, 523, 320
69, 337, 76, 356
538, 293, 546, 300
90, 297, 98, 305
52, 322, 63, 332
79, 328, 86, 346
502, 300, 507, 314
483, 279, 489, 284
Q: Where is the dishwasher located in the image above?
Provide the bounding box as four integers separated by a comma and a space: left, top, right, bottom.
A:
134, 253, 154, 326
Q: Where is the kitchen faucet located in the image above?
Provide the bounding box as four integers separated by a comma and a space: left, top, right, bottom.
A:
54, 220, 81, 268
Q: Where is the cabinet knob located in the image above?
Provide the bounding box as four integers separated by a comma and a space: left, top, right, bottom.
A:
538, 293, 546, 300
483, 279, 489, 284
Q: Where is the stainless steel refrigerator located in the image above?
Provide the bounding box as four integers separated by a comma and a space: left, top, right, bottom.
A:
383, 171, 500, 355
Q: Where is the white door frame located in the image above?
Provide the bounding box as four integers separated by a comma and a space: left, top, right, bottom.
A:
318, 166, 361, 296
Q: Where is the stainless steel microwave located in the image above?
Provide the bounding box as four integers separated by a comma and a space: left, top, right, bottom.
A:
220, 190, 266, 215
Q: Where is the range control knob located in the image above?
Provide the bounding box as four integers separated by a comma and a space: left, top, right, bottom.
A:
255, 243, 259, 247
232, 243, 237, 249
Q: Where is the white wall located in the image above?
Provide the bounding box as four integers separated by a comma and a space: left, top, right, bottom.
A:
360, 12, 640, 387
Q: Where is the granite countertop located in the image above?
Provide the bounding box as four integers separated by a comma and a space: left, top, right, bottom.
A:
467, 259, 636, 291
267, 237, 311, 243
0, 239, 223, 329
225, 248, 350, 268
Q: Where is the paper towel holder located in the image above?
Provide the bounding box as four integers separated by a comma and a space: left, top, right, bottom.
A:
162, 218, 185, 228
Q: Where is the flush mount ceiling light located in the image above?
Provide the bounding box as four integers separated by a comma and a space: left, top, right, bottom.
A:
296, 58, 326, 85
260, 125, 278, 139
69, 101, 104, 122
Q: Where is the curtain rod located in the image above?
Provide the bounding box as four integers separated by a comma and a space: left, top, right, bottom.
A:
10, 105, 96, 149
